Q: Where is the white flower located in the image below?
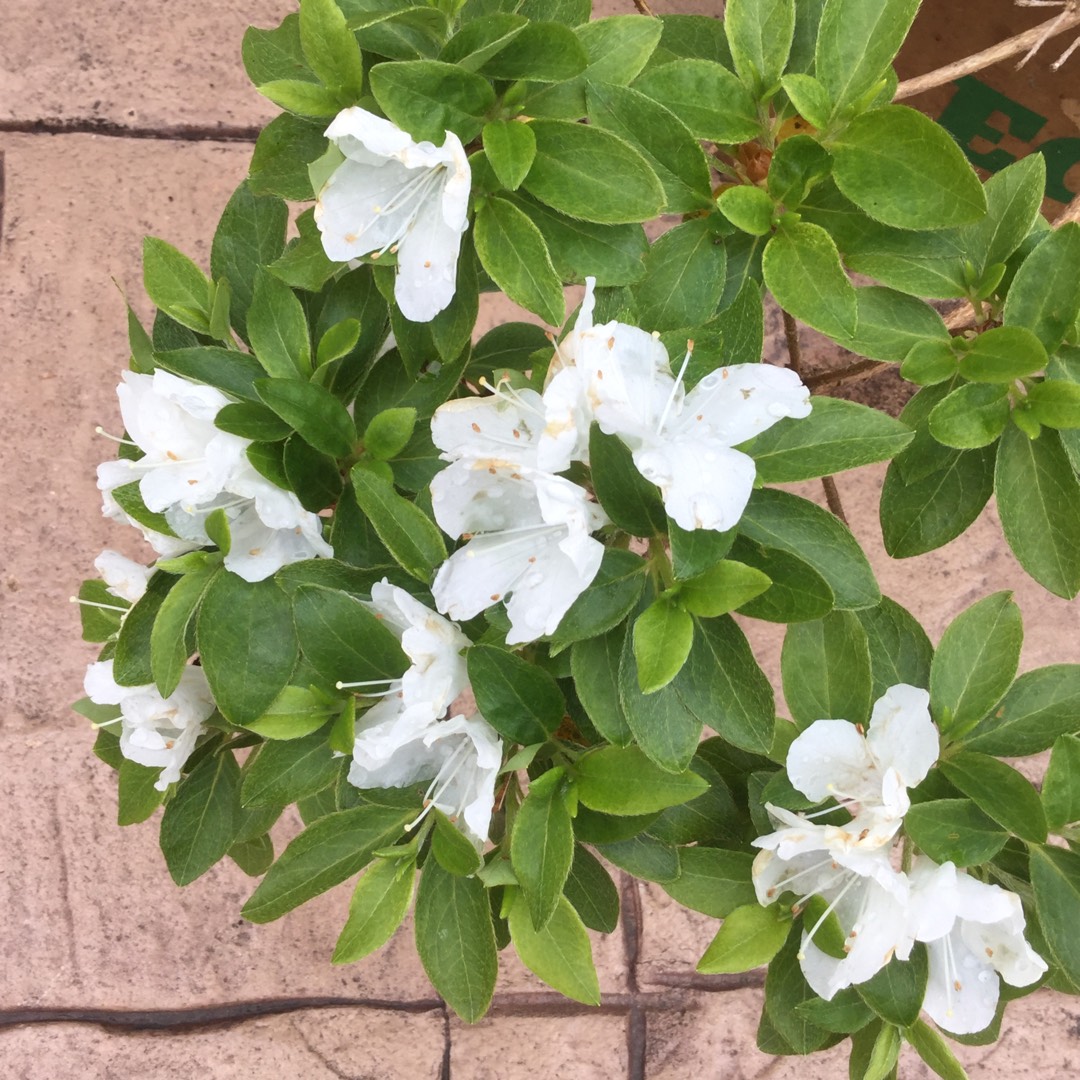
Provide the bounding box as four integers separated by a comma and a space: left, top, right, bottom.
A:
540, 278, 812, 530
100, 487, 199, 559
96, 370, 247, 514
786, 684, 939, 825
431, 461, 607, 644
83, 659, 215, 791
753, 840, 912, 999
907, 858, 1047, 1035
349, 703, 503, 848
315, 107, 471, 323
94, 550, 153, 604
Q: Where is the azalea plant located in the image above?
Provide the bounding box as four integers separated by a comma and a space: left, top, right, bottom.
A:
74, 0, 1080, 1076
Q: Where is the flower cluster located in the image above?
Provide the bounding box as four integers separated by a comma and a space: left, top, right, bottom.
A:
341, 580, 502, 848
426, 278, 811, 642
752, 685, 1047, 1034
96, 370, 332, 582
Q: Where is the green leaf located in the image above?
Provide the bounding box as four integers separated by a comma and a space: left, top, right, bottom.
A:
160, 751, 242, 885
732, 538, 835, 623
844, 286, 950, 364
507, 194, 648, 287
725, 0, 795, 99
245, 685, 331, 740
467, 644, 565, 744
904, 799, 1007, 867
1030, 844, 1080, 987
962, 154, 1046, 277
596, 832, 680, 884
550, 549, 646, 653
1003, 222, 1080, 354
855, 1022, 901, 1080
363, 407, 417, 462
588, 425, 666, 536
857, 944, 928, 1028
477, 21, 587, 81
215, 402, 294, 442
571, 626, 633, 745
482, 119, 535, 190
350, 464, 447, 582
243, 804, 413, 923
150, 565, 219, 698
585, 82, 713, 215
717, 186, 776, 236
292, 583, 408, 686
575, 745, 708, 816
939, 751, 1047, 843
831, 106, 987, 230
255, 378, 355, 458
117, 760, 165, 825
632, 59, 760, 144
563, 845, 619, 933
740, 487, 880, 609
210, 180, 289, 339
698, 902, 790, 974
1028, 380, 1080, 431
767, 135, 832, 210
155, 346, 267, 403
880, 444, 996, 558
796, 989, 875, 1035
741, 396, 913, 482
249, 113, 328, 201
523, 120, 665, 225
928, 382, 1010, 449
229, 834, 275, 877
241, 731, 341, 808
511, 767, 574, 930
906, 1018, 970, 1080
763, 221, 857, 338
1042, 735, 1080, 831
632, 218, 727, 332
967, 665, 1080, 760
113, 572, 177, 687
369, 59, 495, 142
508, 892, 600, 1005
661, 846, 756, 918
930, 591, 1021, 739
678, 561, 771, 618
248, 269, 312, 379
815, 0, 919, 111
856, 597, 933, 700
300, 0, 364, 96
259, 78, 346, 118
957, 326, 1047, 383
764, 930, 834, 1053
196, 573, 299, 727
782, 610, 873, 727
666, 615, 777, 756
668, 520, 735, 582
143, 237, 210, 334
243, 14, 312, 87
270, 207, 338, 292
474, 196, 564, 325
431, 809, 483, 877
333, 856, 415, 964
415, 858, 498, 1021
633, 599, 694, 693
995, 424, 1080, 599
77, 578, 126, 642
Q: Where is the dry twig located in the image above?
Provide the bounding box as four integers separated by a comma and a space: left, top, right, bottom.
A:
894, 5, 1080, 100
631, 0, 655, 14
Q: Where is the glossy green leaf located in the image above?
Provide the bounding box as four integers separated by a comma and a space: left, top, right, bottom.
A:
632, 218, 727, 331
782, 610, 873, 727
906, 1018, 970, 1080
857, 944, 928, 1028
508, 892, 600, 1005
150, 565, 219, 698
255, 378, 355, 458
940, 751, 1047, 843
661, 846, 756, 918
248, 268, 312, 379
1042, 735, 1080, 831
856, 596, 933, 700
143, 237, 211, 335
467, 645, 565, 744
299, 0, 364, 95
160, 751, 242, 886
369, 59, 495, 142
633, 599, 694, 693
1030, 844, 1080, 987
588, 425, 667, 536
957, 326, 1047, 383
570, 625, 633, 746
550, 548, 646, 653
563, 845, 620, 934
511, 767, 574, 929
243, 685, 331, 740
732, 538, 835, 623
725, 0, 795, 98
241, 731, 341, 808
928, 382, 1010, 449
904, 799, 1007, 867
333, 856, 415, 964
1003, 222, 1080, 353
698, 902, 790, 974
575, 745, 708, 816
117, 760, 165, 826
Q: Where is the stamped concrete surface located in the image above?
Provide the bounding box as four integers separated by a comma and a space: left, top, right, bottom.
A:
3, 0, 1080, 1078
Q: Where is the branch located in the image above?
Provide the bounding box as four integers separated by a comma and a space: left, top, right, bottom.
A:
1055, 190, 1080, 225
894, 6, 1080, 100
631, 0, 655, 14
805, 358, 887, 391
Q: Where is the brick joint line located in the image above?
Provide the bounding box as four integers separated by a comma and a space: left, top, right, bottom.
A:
0, 117, 260, 144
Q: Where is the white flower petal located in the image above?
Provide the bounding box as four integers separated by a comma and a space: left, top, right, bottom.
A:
865, 683, 938, 790
923, 930, 1002, 1035
94, 550, 152, 604
786, 719, 878, 804
431, 392, 544, 464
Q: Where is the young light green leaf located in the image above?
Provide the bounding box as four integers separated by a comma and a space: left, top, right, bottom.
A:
160, 751, 242, 886
927, 382, 1010, 449
831, 106, 987, 230
678, 561, 771, 618
431, 809, 483, 877
633, 599, 694, 693
508, 892, 601, 1005
717, 185, 777, 236
906, 1018, 970, 1080
725, 0, 795, 99
333, 856, 415, 964
482, 119, 536, 190
698, 902, 791, 974
299, 0, 365, 96
363, 407, 417, 461
763, 221, 857, 339
575, 745, 709, 816
244, 685, 330, 740
957, 326, 1047, 383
